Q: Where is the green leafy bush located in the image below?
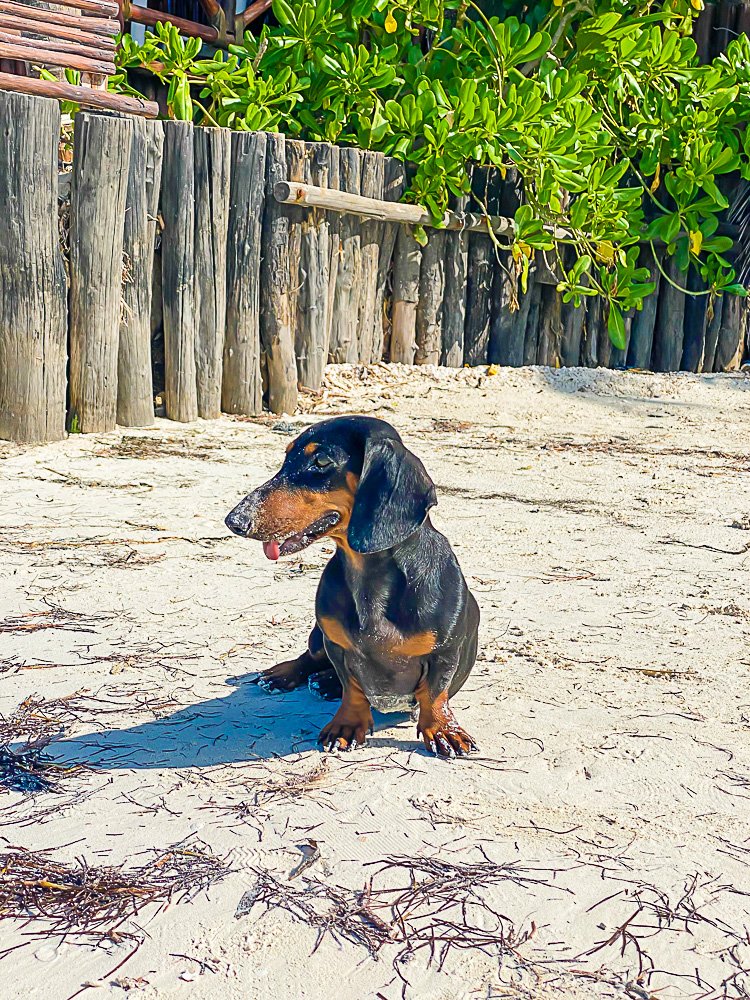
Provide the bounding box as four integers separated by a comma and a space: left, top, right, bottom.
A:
114, 1, 750, 348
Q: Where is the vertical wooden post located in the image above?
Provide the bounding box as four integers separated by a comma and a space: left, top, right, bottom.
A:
559, 281, 586, 368
296, 142, 331, 389
522, 279, 542, 366
325, 144, 341, 360
489, 169, 523, 366
580, 291, 601, 368
415, 229, 447, 366
627, 250, 660, 369
358, 150, 385, 363
464, 166, 502, 365
702, 291, 723, 373
0, 91, 67, 444
374, 158, 405, 363
161, 120, 198, 422
194, 127, 230, 419
714, 292, 746, 370
258, 134, 298, 415
681, 268, 710, 373
69, 111, 133, 433
390, 225, 420, 364
441, 194, 469, 367
597, 300, 614, 369
117, 118, 163, 428
652, 258, 686, 371
223, 130, 267, 416
329, 147, 362, 363
537, 284, 563, 367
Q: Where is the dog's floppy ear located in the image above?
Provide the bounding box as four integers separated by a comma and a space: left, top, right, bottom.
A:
347, 437, 437, 553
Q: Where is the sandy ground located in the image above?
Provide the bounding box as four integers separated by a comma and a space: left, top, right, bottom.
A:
1, 363, 750, 1000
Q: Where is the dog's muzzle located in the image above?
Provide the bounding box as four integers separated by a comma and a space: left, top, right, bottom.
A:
225, 496, 257, 537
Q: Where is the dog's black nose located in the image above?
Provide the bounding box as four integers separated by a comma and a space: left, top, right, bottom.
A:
225, 508, 249, 537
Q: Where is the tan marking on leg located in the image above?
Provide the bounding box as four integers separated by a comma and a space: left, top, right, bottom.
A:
319, 615, 354, 651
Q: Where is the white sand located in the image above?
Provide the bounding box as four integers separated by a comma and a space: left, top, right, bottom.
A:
1, 363, 749, 1000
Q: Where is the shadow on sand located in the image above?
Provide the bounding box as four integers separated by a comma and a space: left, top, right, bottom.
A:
44, 674, 414, 770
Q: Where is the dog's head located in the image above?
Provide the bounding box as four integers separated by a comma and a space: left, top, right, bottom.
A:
225, 416, 436, 559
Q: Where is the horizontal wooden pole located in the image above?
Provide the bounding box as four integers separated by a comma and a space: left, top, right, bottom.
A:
0, 70, 159, 116
11, 0, 119, 15
0, 1, 118, 35
240, 0, 273, 27
0, 17, 116, 52
275, 180, 518, 236
122, 3, 221, 44
0, 35, 115, 73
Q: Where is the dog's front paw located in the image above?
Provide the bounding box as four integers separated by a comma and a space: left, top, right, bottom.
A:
417, 717, 478, 759
308, 669, 343, 701
255, 654, 314, 694
318, 711, 373, 752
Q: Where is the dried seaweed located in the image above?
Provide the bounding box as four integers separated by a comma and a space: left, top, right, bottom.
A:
0, 839, 231, 953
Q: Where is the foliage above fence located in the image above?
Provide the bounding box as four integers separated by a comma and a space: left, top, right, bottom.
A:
74, 3, 750, 346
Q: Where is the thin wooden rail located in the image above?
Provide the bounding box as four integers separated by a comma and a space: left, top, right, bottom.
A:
0, 71, 159, 115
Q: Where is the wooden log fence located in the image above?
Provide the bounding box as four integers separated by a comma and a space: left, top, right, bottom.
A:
0, 89, 748, 445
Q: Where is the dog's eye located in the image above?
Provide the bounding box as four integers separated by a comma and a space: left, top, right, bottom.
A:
313, 453, 334, 471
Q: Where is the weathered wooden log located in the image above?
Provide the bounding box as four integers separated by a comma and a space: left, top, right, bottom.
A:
580, 293, 601, 368
0, 91, 67, 444
627, 249, 661, 369
258, 132, 297, 416
609, 311, 633, 369
223, 130, 267, 415
415, 228, 447, 366
537, 283, 563, 368
0, 0, 118, 32
0, 15, 117, 50
358, 150, 385, 363
14, 0, 119, 14
329, 147, 362, 363
489, 170, 523, 365
522, 278, 542, 367
296, 141, 331, 389
559, 297, 585, 368
681, 268, 709, 373
325, 144, 340, 360
193, 127, 230, 419
68, 112, 132, 434
390, 224, 420, 364
0, 70, 158, 116
0, 36, 115, 74
464, 166, 503, 365
117, 118, 163, 427
160, 121, 198, 422
652, 257, 686, 371
714, 292, 746, 371
702, 292, 724, 373
373, 157, 405, 363
596, 298, 614, 369
441, 193, 469, 367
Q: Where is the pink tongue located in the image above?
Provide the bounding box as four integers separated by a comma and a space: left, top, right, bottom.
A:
262, 541, 280, 561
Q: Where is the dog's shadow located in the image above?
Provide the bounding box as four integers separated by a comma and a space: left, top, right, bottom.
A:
45, 674, 414, 770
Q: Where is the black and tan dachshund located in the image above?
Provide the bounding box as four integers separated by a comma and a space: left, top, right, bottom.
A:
225, 416, 479, 758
